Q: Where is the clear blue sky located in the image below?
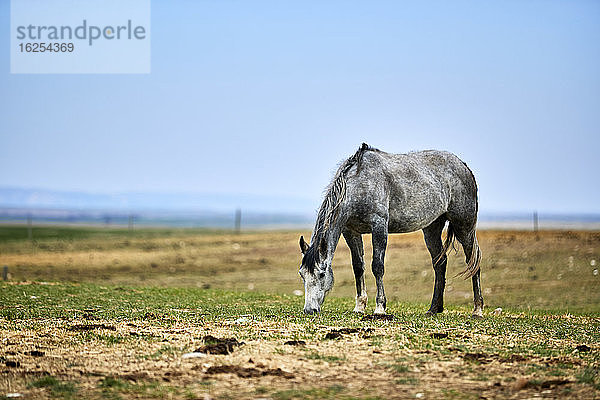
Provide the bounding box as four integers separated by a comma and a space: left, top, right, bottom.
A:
1, 1, 599, 214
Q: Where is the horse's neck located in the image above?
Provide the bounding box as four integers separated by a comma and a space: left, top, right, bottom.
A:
325, 226, 342, 264
313, 218, 344, 265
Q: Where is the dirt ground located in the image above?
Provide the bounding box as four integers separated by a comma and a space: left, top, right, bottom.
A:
1, 314, 598, 399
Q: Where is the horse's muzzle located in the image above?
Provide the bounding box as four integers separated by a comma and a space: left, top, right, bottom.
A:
303, 305, 320, 315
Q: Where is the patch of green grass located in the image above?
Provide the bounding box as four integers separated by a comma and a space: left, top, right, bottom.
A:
100, 334, 126, 345
305, 351, 346, 363
131, 381, 180, 398
272, 385, 349, 400
369, 334, 385, 347
561, 387, 573, 395
98, 377, 129, 400
0, 225, 227, 243
526, 363, 545, 374
388, 362, 410, 373
97, 378, 181, 399
441, 388, 479, 399
0, 282, 307, 324
99, 376, 128, 390
79, 331, 127, 345
255, 386, 268, 394
577, 367, 600, 389
553, 362, 575, 370
528, 378, 544, 386
545, 367, 566, 377
1, 282, 599, 356
142, 345, 179, 360
28, 375, 77, 397
395, 377, 419, 385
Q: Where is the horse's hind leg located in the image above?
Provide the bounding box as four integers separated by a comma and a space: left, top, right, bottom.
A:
343, 230, 367, 313
454, 226, 484, 318
470, 269, 483, 318
423, 216, 448, 316
371, 216, 388, 315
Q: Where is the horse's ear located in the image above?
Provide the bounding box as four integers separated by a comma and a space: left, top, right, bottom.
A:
318, 237, 328, 258
299, 236, 309, 254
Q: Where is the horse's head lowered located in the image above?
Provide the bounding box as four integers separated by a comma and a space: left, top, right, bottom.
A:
298, 236, 334, 314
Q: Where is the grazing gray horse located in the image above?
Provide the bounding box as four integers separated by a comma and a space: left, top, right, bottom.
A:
298, 143, 483, 317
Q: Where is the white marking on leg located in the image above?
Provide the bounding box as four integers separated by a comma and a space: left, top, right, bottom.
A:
353, 295, 368, 313
472, 305, 484, 318
374, 303, 386, 315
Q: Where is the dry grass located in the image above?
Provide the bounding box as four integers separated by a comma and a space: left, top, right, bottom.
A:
2, 227, 599, 313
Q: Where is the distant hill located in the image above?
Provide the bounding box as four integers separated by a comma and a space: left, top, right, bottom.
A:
0, 187, 316, 228
0, 186, 316, 214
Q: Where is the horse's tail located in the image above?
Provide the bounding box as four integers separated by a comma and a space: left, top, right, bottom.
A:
434, 222, 456, 266
435, 223, 481, 279
454, 158, 481, 279
455, 230, 482, 279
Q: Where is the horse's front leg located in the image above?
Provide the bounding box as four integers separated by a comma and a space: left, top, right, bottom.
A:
343, 230, 367, 313
371, 218, 388, 315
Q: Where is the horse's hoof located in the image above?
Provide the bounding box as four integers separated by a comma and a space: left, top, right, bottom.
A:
354, 296, 368, 314
353, 308, 366, 314
425, 307, 443, 316
373, 305, 386, 315
471, 306, 484, 319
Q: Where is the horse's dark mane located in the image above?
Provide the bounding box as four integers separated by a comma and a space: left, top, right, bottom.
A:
302, 244, 320, 273
304, 143, 379, 273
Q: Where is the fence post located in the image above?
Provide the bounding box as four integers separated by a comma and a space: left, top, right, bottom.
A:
128, 215, 134, 233
2, 266, 7, 281
533, 211, 538, 232
235, 208, 241, 234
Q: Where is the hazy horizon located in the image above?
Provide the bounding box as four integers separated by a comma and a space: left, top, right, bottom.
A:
2, 186, 600, 219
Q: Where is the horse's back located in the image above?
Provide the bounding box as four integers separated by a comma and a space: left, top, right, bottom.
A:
345, 149, 477, 233
373, 149, 476, 202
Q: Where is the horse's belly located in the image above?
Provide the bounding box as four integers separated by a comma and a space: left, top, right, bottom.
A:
345, 208, 445, 234
387, 214, 438, 233
387, 199, 447, 233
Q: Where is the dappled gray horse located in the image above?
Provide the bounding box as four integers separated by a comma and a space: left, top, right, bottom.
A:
299, 143, 483, 317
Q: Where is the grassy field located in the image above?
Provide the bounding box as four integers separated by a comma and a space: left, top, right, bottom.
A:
0, 225, 599, 399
